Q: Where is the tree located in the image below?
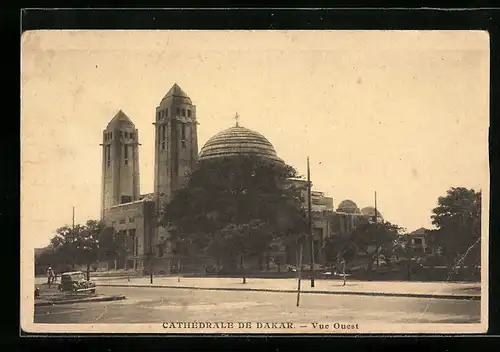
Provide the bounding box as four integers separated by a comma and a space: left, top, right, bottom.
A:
323, 235, 357, 285
44, 220, 123, 278
214, 219, 275, 282
322, 219, 404, 283
49, 224, 86, 270
350, 220, 405, 271
430, 187, 481, 268
162, 155, 308, 268
77, 220, 103, 280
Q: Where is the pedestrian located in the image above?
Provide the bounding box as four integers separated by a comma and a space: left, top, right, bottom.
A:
50, 267, 56, 284
46, 266, 53, 287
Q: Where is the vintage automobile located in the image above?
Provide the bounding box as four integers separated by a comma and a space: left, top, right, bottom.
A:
57, 271, 96, 293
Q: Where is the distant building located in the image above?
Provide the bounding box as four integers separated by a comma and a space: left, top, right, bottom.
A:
406, 227, 435, 255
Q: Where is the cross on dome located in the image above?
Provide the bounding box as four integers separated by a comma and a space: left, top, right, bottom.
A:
234, 112, 240, 127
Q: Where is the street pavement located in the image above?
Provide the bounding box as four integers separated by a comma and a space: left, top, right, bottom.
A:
34, 285, 481, 324
69, 276, 481, 299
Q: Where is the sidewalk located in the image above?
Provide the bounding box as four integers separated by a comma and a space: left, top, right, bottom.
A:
34, 284, 126, 307
96, 276, 481, 300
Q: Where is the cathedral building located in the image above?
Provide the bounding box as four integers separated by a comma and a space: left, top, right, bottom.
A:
100, 83, 380, 272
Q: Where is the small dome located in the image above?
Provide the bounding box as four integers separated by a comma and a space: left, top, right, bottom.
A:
199, 125, 283, 164
361, 206, 383, 219
337, 199, 361, 213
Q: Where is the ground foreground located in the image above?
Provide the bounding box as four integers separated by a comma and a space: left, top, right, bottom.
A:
34, 285, 480, 325
57, 276, 481, 300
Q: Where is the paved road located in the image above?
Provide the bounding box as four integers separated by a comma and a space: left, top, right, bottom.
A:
34, 286, 480, 324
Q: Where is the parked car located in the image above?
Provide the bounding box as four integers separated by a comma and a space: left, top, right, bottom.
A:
58, 271, 96, 293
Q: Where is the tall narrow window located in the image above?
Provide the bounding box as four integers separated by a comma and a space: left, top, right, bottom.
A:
161, 124, 166, 150
181, 124, 186, 148
165, 108, 168, 117
135, 236, 139, 256
181, 109, 186, 117
176, 107, 180, 116
130, 133, 135, 140
157, 111, 161, 120
187, 109, 192, 118
106, 145, 111, 167
109, 132, 113, 140
124, 145, 128, 165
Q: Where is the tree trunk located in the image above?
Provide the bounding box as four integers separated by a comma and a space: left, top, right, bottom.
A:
241, 255, 246, 284
86, 263, 91, 281
342, 261, 347, 286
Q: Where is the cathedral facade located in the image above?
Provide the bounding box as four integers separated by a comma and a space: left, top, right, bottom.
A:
100, 84, 380, 273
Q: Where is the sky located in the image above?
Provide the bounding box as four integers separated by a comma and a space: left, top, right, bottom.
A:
21, 30, 490, 249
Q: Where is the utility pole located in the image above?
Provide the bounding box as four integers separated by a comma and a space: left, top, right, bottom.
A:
296, 244, 303, 307
307, 156, 315, 288
72, 206, 76, 269
374, 191, 378, 223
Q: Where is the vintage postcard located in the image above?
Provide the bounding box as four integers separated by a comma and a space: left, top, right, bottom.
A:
21, 30, 489, 334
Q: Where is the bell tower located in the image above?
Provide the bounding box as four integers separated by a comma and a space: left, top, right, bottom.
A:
153, 83, 199, 210
100, 110, 141, 219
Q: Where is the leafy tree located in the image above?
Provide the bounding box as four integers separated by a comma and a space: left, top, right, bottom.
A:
391, 234, 422, 280
213, 219, 274, 282
162, 155, 308, 267
430, 187, 482, 267
50, 224, 86, 270
42, 220, 123, 278
323, 219, 404, 277
351, 220, 404, 270
323, 235, 357, 285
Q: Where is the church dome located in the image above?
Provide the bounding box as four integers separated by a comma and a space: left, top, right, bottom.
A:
337, 199, 361, 214
199, 125, 283, 164
361, 206, 383, 219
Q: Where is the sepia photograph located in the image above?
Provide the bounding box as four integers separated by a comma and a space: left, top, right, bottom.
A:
21, 30, 489, 334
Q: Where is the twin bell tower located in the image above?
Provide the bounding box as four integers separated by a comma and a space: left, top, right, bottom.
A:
100, 83, 199, 220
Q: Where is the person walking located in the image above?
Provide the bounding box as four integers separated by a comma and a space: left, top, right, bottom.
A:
46, 266, 52, 287
47, 266, 55, 287
50, 267, 56, 284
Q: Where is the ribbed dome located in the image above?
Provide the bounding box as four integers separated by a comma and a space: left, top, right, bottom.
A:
337, 199, 361, 214
199, 125, 283, 163
361, 206, 383, 219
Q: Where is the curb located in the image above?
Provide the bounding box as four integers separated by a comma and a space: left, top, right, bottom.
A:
97, 284, 480, 301
35, 295, 127, 307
